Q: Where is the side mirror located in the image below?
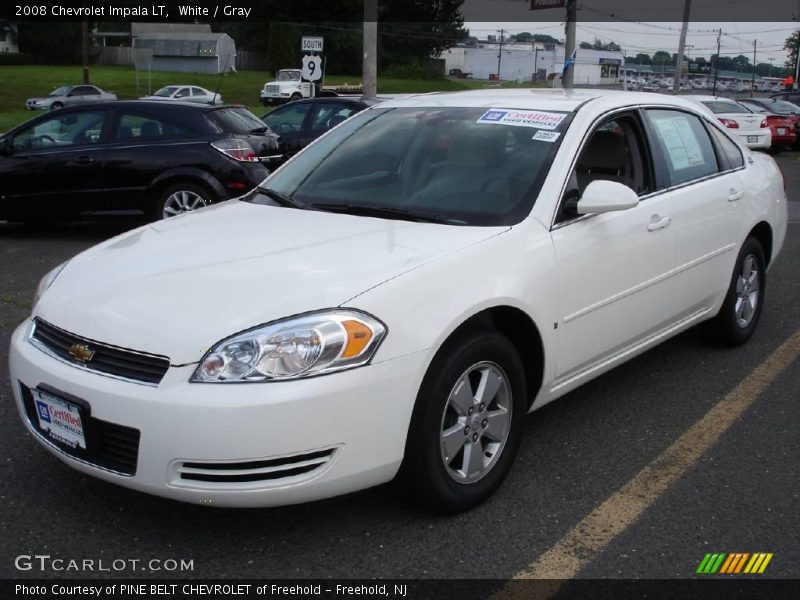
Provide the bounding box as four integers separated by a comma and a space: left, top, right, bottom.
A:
577, 180, 639, 214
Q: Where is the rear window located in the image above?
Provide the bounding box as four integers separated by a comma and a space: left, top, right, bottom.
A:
208, 108, 268, 134
702, 101, 749, 114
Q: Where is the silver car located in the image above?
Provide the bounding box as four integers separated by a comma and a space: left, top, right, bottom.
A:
140, 85, 222, 105
26, 85, 117, 111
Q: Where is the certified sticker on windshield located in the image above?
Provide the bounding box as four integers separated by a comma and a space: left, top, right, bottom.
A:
478, 109, 566, 130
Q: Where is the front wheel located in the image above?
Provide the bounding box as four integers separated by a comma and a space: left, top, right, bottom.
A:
290, 92, 302, 101
50, 102, 63, 111
398, 329, 527, 512
709, 237, 766, 346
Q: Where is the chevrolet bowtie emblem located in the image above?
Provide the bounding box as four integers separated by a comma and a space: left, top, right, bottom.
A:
68, 343, 95, 363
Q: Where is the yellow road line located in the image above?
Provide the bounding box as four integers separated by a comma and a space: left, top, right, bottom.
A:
507, 329, 800, 583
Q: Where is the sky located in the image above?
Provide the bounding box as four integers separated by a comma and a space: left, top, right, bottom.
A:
464, 21, 798, 68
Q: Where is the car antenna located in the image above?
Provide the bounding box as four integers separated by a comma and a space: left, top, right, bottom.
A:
213, 53, 233, 104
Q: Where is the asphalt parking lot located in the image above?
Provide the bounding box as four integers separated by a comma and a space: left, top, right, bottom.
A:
1, 156, 798, 584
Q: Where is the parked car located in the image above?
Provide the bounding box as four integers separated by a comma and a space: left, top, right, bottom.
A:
735, 100, 797, 152
10, 90, 787, 511
738, 97, 800, 148
684, 95, 771, 150
25, 85, 117, 111
260, 69, 314, 105
449, 68, 474, 79
0, 101, 281, 222
261, 96, 377, 163
141, 85, 222, 105
770, 90, 800, 106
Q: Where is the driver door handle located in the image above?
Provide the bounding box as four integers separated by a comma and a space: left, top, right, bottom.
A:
647, 215, 671, 232
75, 156, 94, 165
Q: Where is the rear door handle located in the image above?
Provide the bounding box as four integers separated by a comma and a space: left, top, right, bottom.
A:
647, 215, 671, 232
727, 188, 744, 202
75, 156, 94, 165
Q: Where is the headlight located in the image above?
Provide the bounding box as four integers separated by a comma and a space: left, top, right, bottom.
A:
33, 261, 68, 308
192, 310, 387, 383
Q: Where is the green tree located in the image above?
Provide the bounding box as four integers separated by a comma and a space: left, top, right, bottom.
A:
784, 30, 800, 71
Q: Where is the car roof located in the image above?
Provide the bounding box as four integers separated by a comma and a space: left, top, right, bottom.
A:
375, 88, 710, 113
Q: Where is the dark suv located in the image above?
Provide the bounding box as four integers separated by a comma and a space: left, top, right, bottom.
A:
0, 101, 282, 222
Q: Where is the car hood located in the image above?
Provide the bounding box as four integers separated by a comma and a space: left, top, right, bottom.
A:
36, 201, 508, 364
27, 96, 57, 102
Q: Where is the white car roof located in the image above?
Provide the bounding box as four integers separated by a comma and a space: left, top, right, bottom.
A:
376, 88, 709, 114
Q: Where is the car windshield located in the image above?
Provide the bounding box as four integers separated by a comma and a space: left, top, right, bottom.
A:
209, 107, 268, 133
702, 101, 749, 114
277, 71, 301, 81
50, 86, 70, 96
249, 106, 572, 226
154, 86, 180, 97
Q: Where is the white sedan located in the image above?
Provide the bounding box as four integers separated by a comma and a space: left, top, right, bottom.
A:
10, 90, 787, 511
141, 85, 222, 105
684, 95, 771, 150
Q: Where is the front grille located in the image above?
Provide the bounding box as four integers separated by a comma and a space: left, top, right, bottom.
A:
20, 383, 140, 476
266, 84, 280, 93
178, 449, 335, 483
31, 319, 170, 385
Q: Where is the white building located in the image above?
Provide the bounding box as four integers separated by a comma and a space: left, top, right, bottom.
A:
537, 47, 625, 85
441, 42, 551, 81
0, 20, 18, 53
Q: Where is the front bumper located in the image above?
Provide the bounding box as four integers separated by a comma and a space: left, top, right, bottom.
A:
10, 320, 428, 507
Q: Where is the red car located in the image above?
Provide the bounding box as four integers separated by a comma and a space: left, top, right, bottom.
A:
737, 98, 800, 151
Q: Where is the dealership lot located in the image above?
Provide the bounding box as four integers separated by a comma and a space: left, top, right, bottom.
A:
1, 156, 798, 580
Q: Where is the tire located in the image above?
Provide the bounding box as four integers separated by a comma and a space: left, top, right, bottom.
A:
290, 92, 302, 102
709, 237, 766, 346
152, 182, 214, 221
50, 102, 63, 111
398, 328, 527, 512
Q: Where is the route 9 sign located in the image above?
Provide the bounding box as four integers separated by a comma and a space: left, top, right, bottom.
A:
301, 37, 324, 53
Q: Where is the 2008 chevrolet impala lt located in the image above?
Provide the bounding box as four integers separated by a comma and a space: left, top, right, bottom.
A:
10, 90, 788, 511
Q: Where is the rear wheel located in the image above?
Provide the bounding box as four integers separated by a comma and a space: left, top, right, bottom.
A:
398, 329, 527, 512
153, 182, 213, 221
709, 237, 766, 346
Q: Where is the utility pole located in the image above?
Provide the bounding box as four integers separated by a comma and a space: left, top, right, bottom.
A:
712, 28, 721, 96
496, 28, 505, 79
672, 0, 691, 95
81, 19, 90, 84
751, 39, 756, 97
362, 0, 377, 99
563, 0, 577, 89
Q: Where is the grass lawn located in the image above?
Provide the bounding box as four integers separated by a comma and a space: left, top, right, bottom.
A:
0, 65, 547, 132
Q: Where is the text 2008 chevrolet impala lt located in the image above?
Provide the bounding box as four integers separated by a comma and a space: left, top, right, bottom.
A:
10, 90, 788, 511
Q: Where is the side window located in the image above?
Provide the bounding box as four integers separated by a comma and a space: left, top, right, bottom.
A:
174, 88, 191, 99
11, 110, 106, 151
83, 87, 101, 96
263, 103, 312, 134
646, 109, 719, 186
191, 87, 206, 97
556, 114, 652, 224
707, 125, 744, 170
308, 103, 356, 133
115, 114, 195, 140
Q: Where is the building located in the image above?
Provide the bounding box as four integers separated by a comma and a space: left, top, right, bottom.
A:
441, 41, 552, 81
537, 47, 625, 85
132, 23, 236, 74
0, 20, 18, 53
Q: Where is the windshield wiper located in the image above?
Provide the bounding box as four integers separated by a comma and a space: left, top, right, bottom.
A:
310, 202, 454, 224
257, 187, 306, 209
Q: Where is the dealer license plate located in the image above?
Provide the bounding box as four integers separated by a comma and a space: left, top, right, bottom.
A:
33, 389, 86, 449
747, 135, 758, 143
777, 128, 786, 135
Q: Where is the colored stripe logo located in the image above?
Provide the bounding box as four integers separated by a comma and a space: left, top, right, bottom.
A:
696, 553, 773, 574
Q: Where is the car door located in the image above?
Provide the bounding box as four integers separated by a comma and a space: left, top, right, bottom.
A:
644, 109, 748, 319
550, 111, 676, 385
66, 85, 101, 106
173, 87, 192, 101
191, 87, 210, 103
262, 101, 313, 157
0, 109, 109, 217
102, 108, 204, 210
